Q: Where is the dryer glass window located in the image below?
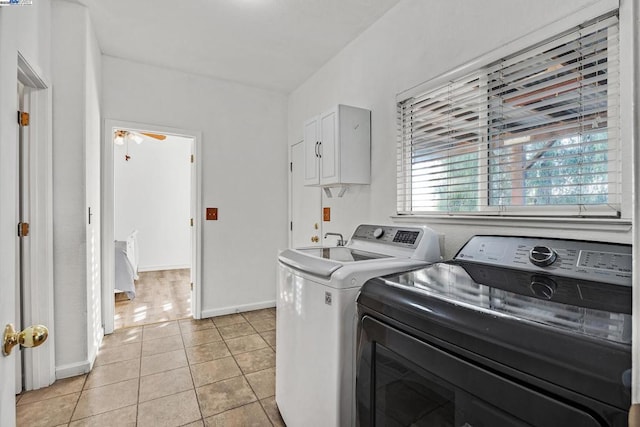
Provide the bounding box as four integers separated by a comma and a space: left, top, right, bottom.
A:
373, 345, 527, 426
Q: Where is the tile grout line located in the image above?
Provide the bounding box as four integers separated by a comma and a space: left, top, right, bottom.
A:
136, 330, 144, 427
183, 319, 208, 425
236, 312, 278, 426
67, 372, 88, 425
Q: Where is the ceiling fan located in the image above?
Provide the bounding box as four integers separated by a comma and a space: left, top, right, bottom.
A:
113, 129, 167, 145
114, 130, 167, 161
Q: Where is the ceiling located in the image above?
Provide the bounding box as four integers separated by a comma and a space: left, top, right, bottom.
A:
75, 0, 401, 93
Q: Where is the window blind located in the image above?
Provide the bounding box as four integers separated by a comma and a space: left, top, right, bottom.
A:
397, 14, 620, 217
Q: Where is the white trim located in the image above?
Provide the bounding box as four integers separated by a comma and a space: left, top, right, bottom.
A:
102, 119, 203, 332
55, 361, 91, 380
17, 56, 55, 391
86, 328, 102, 373
391, 215, 632, 234
288, 142, 299, 248
137, 264, 191, 272
191, 129, 203, 320
17, 52, 47, 90
201, 300, 276, 319
621, 0, 640, 406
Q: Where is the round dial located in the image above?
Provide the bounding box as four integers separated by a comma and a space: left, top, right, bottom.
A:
530, 276, 557, 300
529, 246, 557, 267
373, 228, 384, 239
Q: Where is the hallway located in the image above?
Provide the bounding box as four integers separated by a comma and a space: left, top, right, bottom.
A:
115, 269, 192, 329
16, 308, 283, 426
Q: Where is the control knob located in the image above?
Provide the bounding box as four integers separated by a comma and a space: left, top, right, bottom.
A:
373, 228, 384, 239
529, 246, 557, 267
530, 276, 557, 300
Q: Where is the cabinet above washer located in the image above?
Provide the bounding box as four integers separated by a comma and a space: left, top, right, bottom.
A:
303, 105, 371, 190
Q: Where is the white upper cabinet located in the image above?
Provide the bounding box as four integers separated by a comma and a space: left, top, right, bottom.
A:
304, 104, 371, 187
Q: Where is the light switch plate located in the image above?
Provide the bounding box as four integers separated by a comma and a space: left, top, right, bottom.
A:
206, 208, 218, 220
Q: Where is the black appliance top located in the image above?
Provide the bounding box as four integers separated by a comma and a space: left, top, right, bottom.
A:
357, 235, 632, 411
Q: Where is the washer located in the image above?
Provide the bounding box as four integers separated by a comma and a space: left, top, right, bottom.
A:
276, 224, 442, 427
356, 235, 631, 426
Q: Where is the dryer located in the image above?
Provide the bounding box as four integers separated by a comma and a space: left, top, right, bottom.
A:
356, 235, 632, 426
276, 224, 442, 427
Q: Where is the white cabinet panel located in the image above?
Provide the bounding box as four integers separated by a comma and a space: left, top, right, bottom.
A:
303, 104, 370, 188
303, 116, 320, 185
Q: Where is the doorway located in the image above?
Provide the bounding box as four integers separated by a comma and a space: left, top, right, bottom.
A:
15, 54, 55, 394
102, 120, 202, 334
113, 131, 193, 328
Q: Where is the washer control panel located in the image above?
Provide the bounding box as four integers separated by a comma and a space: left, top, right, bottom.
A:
352, 225, 422, 249
455, 236, 632, 287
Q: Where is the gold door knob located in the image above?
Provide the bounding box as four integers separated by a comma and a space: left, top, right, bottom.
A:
3, 324, 48, 356
311, 235, 319, 243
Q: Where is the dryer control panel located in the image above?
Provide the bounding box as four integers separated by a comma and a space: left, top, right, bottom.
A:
455, 236, 632, 287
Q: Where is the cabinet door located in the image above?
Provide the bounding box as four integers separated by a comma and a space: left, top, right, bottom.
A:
319, 108, 339, 185
303, 116, 320, 185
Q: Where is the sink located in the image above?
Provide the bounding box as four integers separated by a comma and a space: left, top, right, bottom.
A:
297, 247, 390, 262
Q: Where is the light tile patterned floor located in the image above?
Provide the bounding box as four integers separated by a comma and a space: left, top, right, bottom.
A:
115, 269, 192, 330
16, 308, 285, 427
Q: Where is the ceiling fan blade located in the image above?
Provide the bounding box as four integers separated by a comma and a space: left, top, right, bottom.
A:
140, 132, 166, 141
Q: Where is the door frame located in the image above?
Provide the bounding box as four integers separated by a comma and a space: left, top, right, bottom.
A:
102, 119, 203, 334
17, 52, 56, 391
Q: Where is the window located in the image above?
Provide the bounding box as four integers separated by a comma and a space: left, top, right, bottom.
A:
397, 14, 620, 217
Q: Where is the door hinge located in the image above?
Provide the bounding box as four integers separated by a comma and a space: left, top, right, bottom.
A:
190, 154, 194, 163
17, 111, 29, 126
190, 218, 194, 227
18, 222, 29, 237
190, 282, 193, 291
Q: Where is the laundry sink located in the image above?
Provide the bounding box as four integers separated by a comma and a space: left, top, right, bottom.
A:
296, 247, 390, 262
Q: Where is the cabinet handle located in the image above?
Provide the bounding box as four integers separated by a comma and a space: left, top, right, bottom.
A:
318, 142, 322, 158
315, 141, 319, 158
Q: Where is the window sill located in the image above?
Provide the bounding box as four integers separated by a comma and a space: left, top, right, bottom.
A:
390, 214, 632, 234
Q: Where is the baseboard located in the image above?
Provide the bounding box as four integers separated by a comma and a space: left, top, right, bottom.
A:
138, 264, 191, 272
201, 300, 276, 318
55, 360, 91, 379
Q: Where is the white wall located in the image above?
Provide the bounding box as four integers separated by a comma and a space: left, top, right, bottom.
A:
288, 0, 633, 258
114, 134, 192, 271
103, 56, 288, 316
51, 0, 102, 377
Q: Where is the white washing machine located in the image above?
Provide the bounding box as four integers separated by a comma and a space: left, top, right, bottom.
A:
276, 224, 442, 427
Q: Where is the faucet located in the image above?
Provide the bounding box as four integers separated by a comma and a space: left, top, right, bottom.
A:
324, 232, 345, 246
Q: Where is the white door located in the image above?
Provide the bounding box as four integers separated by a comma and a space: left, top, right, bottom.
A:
0, 243, 18, 423
2, 58, 54, 426
290, 141, 322, 248
0, 86, 22, 427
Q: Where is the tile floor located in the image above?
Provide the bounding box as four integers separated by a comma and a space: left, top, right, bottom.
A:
16, 308, 284, 427
115, 269, 192, 330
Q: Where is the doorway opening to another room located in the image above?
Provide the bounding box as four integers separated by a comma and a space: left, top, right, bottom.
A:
102, 120, 202, 333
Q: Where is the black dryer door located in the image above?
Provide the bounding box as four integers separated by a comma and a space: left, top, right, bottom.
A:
357, 315, 609, 427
